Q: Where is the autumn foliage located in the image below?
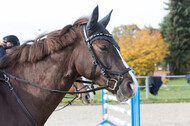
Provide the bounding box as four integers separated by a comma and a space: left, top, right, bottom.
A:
117, 28, 169, 76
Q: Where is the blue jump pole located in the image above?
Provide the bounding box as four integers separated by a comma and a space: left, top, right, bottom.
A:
131, 86, 140, 126
131, 71, 141, 126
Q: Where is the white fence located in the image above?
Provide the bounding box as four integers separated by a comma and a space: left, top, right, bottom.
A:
97, 87, 140, 126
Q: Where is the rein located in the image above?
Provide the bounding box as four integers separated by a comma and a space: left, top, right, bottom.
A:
54, 84, 90, 111
0, 70, 108, 94
0, 69, 108, 126
1, 74, 38, 126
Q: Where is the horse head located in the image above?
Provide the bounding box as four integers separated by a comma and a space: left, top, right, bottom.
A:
70, 77, 93, 105
71, 6, 138, 102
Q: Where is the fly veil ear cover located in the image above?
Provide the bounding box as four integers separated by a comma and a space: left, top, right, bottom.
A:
84, 5, 120, 50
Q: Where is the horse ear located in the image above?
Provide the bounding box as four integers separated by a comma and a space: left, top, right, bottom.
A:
99, 9, 113, 28
86, 5, 99, 31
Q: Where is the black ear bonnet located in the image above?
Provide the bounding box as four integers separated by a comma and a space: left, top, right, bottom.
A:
81, 6, 120, 50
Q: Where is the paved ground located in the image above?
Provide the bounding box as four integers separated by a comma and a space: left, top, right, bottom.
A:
45, 103, 190, 126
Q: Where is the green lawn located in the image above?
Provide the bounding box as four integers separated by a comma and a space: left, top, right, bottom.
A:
140, 78, 190, 103
61, 78, 190, 104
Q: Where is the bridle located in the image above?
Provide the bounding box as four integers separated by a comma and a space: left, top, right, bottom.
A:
54, 84, 90, 112
0, 24, 132, 126
80, 24, 131, 92
72, 83, 90, 99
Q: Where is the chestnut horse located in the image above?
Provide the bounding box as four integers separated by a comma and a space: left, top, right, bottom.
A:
69, 77, 93, 104
0, 6, 137, 126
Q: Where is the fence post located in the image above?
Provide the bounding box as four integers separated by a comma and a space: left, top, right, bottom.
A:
145, 76, 149, 99
131, 83, 140, 126
131, 70, 140, 126
101, 89, 106, 121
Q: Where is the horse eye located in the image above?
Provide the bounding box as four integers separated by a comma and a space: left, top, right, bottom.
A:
100, 46, 108, 51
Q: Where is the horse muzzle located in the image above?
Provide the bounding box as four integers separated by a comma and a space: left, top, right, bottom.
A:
115, 79, 137, 102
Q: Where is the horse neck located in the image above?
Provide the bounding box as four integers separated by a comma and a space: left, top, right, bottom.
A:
6, 47, 78, 124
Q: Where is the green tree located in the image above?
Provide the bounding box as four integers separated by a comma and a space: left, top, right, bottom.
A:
160, 0, 190, 74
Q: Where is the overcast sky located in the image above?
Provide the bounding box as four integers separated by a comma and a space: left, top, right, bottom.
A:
0, 0, 169, 43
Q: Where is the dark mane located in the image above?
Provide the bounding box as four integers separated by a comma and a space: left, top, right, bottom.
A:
0, 17, 89, 69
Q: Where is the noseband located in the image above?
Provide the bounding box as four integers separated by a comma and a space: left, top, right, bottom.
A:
80, 24, 131, 91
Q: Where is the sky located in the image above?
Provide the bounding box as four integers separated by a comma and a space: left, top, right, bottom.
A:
0, 0, 169, 43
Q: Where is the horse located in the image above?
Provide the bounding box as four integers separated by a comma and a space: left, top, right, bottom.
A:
54, 79, 93, 111
0, 6, 138, 126
68, 77, 93, 105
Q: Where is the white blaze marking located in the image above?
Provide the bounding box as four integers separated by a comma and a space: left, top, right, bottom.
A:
115, 48, 138, 92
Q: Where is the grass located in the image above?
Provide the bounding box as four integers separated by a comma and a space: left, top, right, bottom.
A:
140, 78, 190, 103
61, 78, 190, 105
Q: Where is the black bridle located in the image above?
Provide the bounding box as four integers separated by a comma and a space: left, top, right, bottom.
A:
0, 24, 131, 126
80, 24, 131, 92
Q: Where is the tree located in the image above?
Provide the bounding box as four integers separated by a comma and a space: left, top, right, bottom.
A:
160, 0, 190, 74
118, 28, 169, 76
112, 24, 140, 41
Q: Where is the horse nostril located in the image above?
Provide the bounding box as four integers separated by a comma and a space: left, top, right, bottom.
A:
127, 81, 134, 90
129, 83, 135, 90
85, 95, 89, 99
